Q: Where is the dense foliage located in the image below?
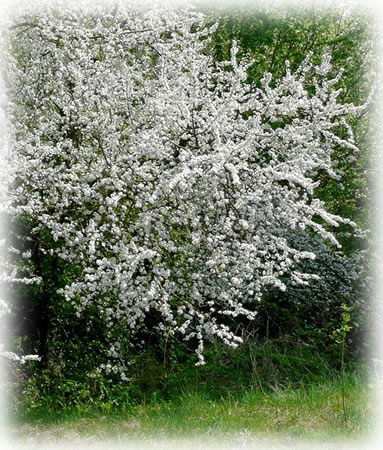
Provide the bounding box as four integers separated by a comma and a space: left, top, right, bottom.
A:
0, 0, 374, 412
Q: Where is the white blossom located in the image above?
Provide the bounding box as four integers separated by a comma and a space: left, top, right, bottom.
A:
0, 1, 366, 371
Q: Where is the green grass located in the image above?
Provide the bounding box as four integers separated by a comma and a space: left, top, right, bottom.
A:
13, 337, 363, 414
9, 373, 374, 444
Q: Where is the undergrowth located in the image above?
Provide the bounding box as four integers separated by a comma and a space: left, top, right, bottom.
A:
8, 338, 370, 424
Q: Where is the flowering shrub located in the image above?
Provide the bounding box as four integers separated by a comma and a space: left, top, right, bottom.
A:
2, 1, 366, 374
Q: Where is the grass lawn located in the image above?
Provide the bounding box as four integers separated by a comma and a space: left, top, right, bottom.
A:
8, 373, 376, 447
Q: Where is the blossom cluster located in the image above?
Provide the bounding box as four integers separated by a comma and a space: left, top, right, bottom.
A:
0, 297, 40, 364
2, 1, 364, 371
